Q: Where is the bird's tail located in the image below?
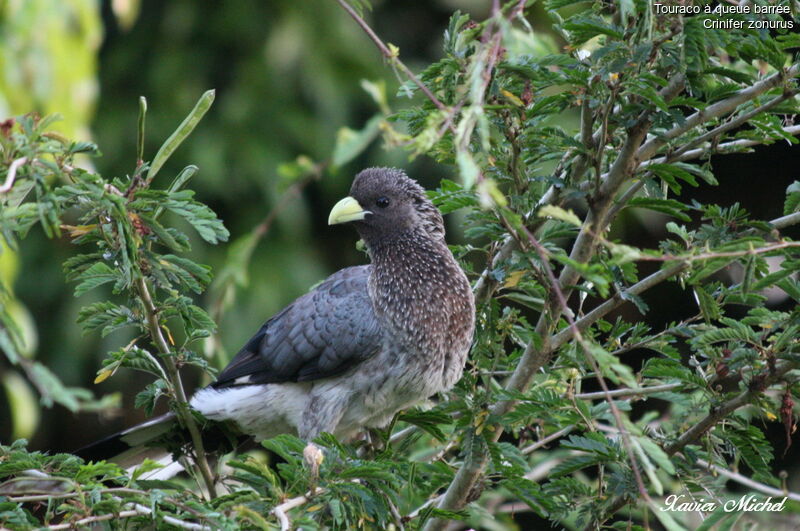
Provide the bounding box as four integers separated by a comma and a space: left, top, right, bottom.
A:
75, 413, 248, 480
75, 413, 185, 478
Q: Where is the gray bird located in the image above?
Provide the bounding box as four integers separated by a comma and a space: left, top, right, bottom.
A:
79, 168, 475, 467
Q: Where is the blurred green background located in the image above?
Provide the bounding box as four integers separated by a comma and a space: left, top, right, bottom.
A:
0, 0, 495, 451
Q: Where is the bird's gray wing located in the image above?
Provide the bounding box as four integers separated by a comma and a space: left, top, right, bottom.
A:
212, 265, 382, 388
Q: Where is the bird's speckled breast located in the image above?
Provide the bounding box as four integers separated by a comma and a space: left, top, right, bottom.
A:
367, 228, 475, 395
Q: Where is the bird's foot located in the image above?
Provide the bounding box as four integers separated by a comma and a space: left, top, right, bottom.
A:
303, 442, 324, 479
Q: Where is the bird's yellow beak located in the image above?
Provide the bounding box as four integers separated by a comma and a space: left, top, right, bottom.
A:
328, 196, 370, 225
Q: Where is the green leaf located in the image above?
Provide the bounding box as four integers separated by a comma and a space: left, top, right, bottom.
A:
152, 165, 199, 221
627, 197, 691, 222
751, 260, 800, 292
588, 344, 637, 388
500, 477, 557, 517
538, 205, 582, 226
561, 15, 623, 45
561, 432, 618, 458
157, 254, 213, 293
162, 190, 229, 244
725, 424, 773, 480
550, 454, 607, 477
649, 499, 690, 531
73, 262, 118, 297
636, 436, 675, 474
147, 89, 215, 182
331, 115, 382, 168
642, 358, 705, 387
692, 318, 758, 347
77, 301, 138, 337
647, 163, 699, 194
784, 181, 800, 215
695, 505, 738, 531
429, 179, 477, 214
134, 381, 168, 416
398, 409, 451, 441
130, 458, 164, 481
693, 286, 721, 323
456, 150, 480, 190
139, 213, 189, 251
184, 304, 217, 334
545, 0, 591, 8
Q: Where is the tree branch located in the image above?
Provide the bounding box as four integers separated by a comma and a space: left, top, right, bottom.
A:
665, 361, 796, 456
642, 124, 800, 166
432, 200, 800, 529
136, 277, 217, 498
46, 500, 209, 530
592, 360, 799, 530
574, 383, 682, 401
670, 87, 800, 160
637, 63, 800, 161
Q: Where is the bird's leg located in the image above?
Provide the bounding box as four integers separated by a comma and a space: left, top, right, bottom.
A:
365, 428, 386, 457
299, 396, 347, 479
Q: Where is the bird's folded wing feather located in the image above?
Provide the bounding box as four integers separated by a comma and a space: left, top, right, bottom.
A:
212, 265, 382, 387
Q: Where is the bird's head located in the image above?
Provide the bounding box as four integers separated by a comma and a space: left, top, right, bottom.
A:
328, 168, 445, 244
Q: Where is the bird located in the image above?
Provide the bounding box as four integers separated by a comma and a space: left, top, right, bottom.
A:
78, 167, 475, 472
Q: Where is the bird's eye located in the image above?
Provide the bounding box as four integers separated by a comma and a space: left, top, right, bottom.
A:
376, 196, 390, 208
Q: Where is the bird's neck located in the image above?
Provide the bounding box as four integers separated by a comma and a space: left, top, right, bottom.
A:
365, 227, 471, 340
365, 228, 451, 277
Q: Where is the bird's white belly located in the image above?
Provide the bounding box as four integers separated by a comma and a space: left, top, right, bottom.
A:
331, 351, 450, 437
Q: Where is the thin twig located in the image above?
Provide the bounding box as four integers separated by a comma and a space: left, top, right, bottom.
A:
771, 210, 800, 230
669, 88, 800, 160
428, 155, 800, 530
594, 360, 800, 529
335, 0, 450, 116
521, 425, 576, 455
45, 503, 208, 530
666, 361, 796, 456
695, 458, 800, 503
271, 489, 322, 531
574, 383, 682, 401
637, 241, 800, 262
0, 157, 28, 193
558, 206, 800, 354
642, 124, 800, 166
